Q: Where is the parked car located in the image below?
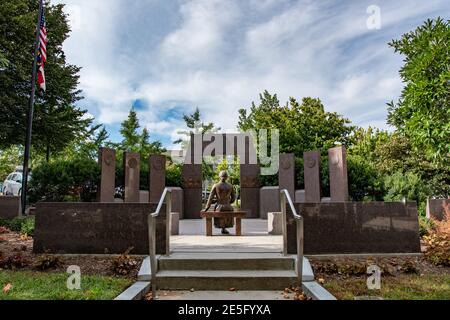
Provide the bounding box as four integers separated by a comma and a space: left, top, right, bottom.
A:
2, 171, 31, 196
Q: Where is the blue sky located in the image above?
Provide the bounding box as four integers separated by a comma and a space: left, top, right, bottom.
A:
54, 0, 449, 148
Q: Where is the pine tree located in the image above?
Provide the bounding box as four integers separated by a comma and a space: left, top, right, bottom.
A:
120, 107, 141, 152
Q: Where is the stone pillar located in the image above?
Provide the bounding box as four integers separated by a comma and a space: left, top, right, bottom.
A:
279, 154, 295, 199
149, 155, 166, 203
328, 146, 349, 202
182, 164, 202, 219
260, 187, 280, 219
240, 163, 260, 218
303, 151, 321, 203
170, 187, 184, 219
124, 152, 140, 203
295, 190, 305, 203
97, 148, 116, 202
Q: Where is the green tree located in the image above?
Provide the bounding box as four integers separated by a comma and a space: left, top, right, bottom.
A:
0, 0, 92, 161
238, 91, 355, 157
387, 18, 450, 163
175, 108, 220, 181
60, 125, 109, 161
0, 146, 23, 180
117, 107, 166, 156
120, 107, 141, 152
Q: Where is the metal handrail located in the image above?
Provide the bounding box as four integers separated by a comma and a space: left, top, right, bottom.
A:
280, 189, 303, 287
148, 187, 172, 299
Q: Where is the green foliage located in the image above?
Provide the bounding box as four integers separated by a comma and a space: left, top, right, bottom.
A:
419, 216, 434, 237
347, 154, 383, 201
0, 217, 34, 236
174, 107, 220, 181
388, 18, 450, 163
119, 107, 141, 152
20, 217, 35, 236
0, 146, 23, 180
29, 158, 100, 202
215, 157, 240, 186
383, 171, 429, 203
62, 125, 109, 161
166, 163, 182, 187
0, 52, 8, 68
238, 91, 355, 156
0, 0, 92, 159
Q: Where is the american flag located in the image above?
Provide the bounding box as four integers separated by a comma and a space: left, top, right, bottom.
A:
37, 0, 47, 92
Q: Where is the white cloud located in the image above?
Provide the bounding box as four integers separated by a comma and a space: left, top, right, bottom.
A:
55, 0, 450, 146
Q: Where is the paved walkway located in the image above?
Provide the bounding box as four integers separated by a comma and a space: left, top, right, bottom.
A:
171, 219, 283, 253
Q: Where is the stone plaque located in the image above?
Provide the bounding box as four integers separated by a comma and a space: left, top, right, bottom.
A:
182, 164, 202, 189
286, 202, 421, 255
33, 203, 167, 255
260, 187, 280, 219
0, 196, 21, 219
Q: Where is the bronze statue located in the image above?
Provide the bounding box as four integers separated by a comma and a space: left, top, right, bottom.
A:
202, 170, 236, 235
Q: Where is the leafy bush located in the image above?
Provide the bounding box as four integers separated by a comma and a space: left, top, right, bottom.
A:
383, 171, 429, 203
20, 217, 35, 236
166, 163, 182, 187
29, 158, 100, 202
347, 155, 384, 201
419, 215, 434, 237
423, 207, 450, 266
0, 217, 34, 236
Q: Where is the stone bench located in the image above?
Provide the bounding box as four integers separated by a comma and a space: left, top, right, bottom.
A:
200, 211, 246, 236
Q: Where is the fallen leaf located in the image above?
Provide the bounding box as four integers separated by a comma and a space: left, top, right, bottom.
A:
318, 278, 325, 284
229, 288, 236, 292
2, 283, 12, 294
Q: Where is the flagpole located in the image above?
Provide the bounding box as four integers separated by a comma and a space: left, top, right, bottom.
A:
21, 0, 44, 216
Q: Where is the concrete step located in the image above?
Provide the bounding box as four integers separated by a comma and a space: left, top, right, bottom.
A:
158, 252, 295, 271
155, 270, 299, 290
154, 290, 293, 300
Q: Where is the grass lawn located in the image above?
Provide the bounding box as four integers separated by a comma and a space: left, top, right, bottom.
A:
323, 274, 450, 300
0, 271, 133, 300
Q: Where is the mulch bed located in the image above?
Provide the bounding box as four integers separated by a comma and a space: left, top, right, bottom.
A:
0, 229, 143, 280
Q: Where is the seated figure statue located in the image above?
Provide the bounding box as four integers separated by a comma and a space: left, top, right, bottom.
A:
202, 170, 236, 235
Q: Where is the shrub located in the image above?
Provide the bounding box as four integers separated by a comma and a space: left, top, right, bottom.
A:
383, 171, 429, 203
166, 163, 182, 187
347, 155, 384, 201
0, 217, 34, 236
423, 208, 450, 266
29, 158, 100, 203
20, 217, 35, 236
111, 247, 138, 276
